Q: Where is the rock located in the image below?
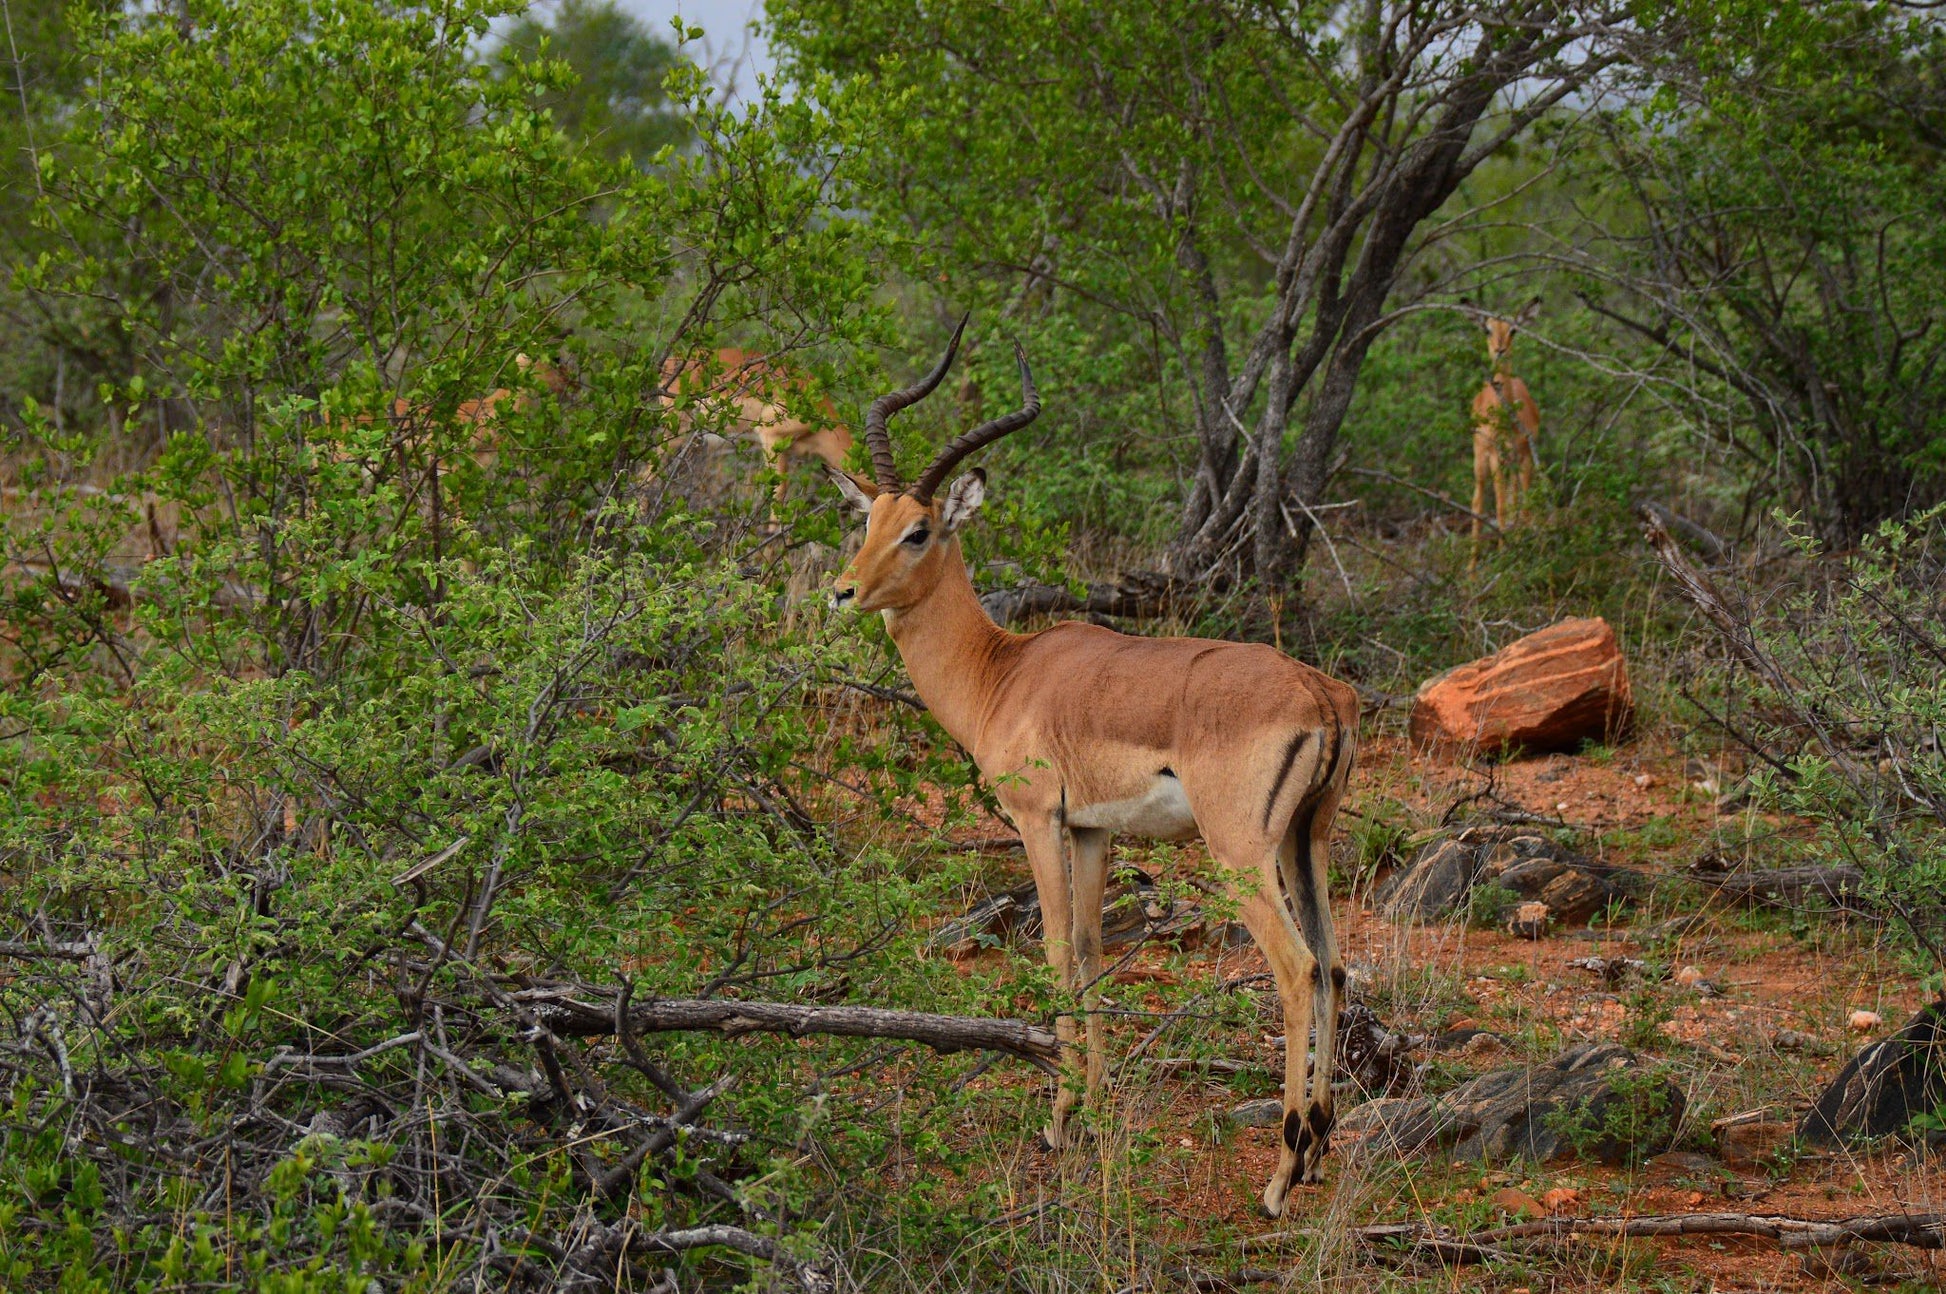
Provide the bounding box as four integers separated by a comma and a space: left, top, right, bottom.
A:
1800, 1004, 1946, 1146
1540, 1186, 1581, 1213
1849, 1009, 1884, 1033
1409, 617, 1632, 759
1479, 836, 1555, 877
1674, 965, 1705, 990
1644, 1150, 1717, 1183
1228, 1098, 1284, 1129
1799, 1249, 1880, 1281
1377, 837, 1478, 921
1508, 901, 1553, 939
1490, 1186, 1546, 1218
1537, 868, 1613, 924
932, 865, 1172, 955
1718, 1119, 1792, 1170
1495, 857, 1571, 892
1772, 1029, 1838, 1056
1431, 1027, 1504, 1053
1376, 826, 1640, 925
1568, 955, 1645, 985
1338, 1043, 1683, 1166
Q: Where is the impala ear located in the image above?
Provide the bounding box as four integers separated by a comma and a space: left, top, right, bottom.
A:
1515, 296, 1542, 328
826, 465, 879, 517
938, 468, 987, 535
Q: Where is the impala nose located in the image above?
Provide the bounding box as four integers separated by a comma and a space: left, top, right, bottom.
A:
829, 581, 857, 611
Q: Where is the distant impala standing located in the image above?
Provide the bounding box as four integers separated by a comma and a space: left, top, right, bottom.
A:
1468, 298, 1542, 551
825, 322, 1357, 1217
659, 348, 853, 516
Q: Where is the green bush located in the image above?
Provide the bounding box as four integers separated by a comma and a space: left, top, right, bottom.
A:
1689, 507, 1946, 978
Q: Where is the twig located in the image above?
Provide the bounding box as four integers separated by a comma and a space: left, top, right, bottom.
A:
1345, 466, 1500, 531
832, 677, 926, 710
1356, 1210, 1946, 1265
515, 988, 1063, 1073
0, 940, 97, 961
593, 1073, 736, 1199
638, 1223, 830, 1291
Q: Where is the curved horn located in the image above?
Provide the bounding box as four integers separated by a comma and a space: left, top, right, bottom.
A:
910, 339, 1040, 504
863, 313, 969, 491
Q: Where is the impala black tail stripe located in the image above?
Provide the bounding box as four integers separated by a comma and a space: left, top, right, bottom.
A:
1260, 730, 1311, 833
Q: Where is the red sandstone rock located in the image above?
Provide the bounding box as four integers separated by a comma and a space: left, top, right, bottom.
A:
1410, 616, 1631, 758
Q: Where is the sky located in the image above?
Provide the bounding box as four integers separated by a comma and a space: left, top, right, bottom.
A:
614, 0, 776, 100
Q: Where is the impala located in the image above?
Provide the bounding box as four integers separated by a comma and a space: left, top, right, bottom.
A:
660, 348, 853, 511
826, 322, 1358, 1216
333, 351, 573, 476
1467, 299, 1542, 549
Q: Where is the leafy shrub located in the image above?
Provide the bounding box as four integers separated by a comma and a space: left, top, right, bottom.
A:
1670, 507, 1946, 977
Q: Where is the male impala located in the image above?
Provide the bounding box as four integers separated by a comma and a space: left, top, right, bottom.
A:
660, 348, 852, 510
1468, 299, 1542, 548
826, 322, 1358, 1216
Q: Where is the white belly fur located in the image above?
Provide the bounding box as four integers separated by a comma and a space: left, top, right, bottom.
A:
1066, 775, 1198, 840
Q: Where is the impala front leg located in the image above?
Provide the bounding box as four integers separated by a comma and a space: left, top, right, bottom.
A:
1068, 827, 1112, 1109
1470, 428, 1494, 568
1016, 811, 1082, 1147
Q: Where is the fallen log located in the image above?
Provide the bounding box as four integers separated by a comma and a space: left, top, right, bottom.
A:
513, 988, 1063, 1073
1356, 1210, 1946, 1265
1691, 862, 1872, 912
979, 570, 1185, 627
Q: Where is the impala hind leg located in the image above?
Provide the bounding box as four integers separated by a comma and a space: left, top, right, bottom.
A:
1514, 428, 1536, 522
1217, 847, 1321, 1217
1016, 813, 1081, 1147
1279, 790, 1349, 1189
1491, 446, 1512, 534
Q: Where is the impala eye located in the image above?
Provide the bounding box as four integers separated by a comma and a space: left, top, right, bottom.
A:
901, 526, 930, 547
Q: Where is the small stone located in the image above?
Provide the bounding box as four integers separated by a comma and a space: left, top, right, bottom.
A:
1508, 900, 1552, 939
1800, 1248, 1879, 1280
1719, 1120, 1792, 1170
1228, 1098, 1284, 1129
1645, 1150, 1716, 1183
1568, 955, 1645, 984
1849, 1009, 1884, 1033
1632, 773, 1656, 789
1674, 965, 1705, 989
1540, 1186, 1581, 1213
1773, 1028, 1835, 1054
1490, 1187, 1546, 1219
